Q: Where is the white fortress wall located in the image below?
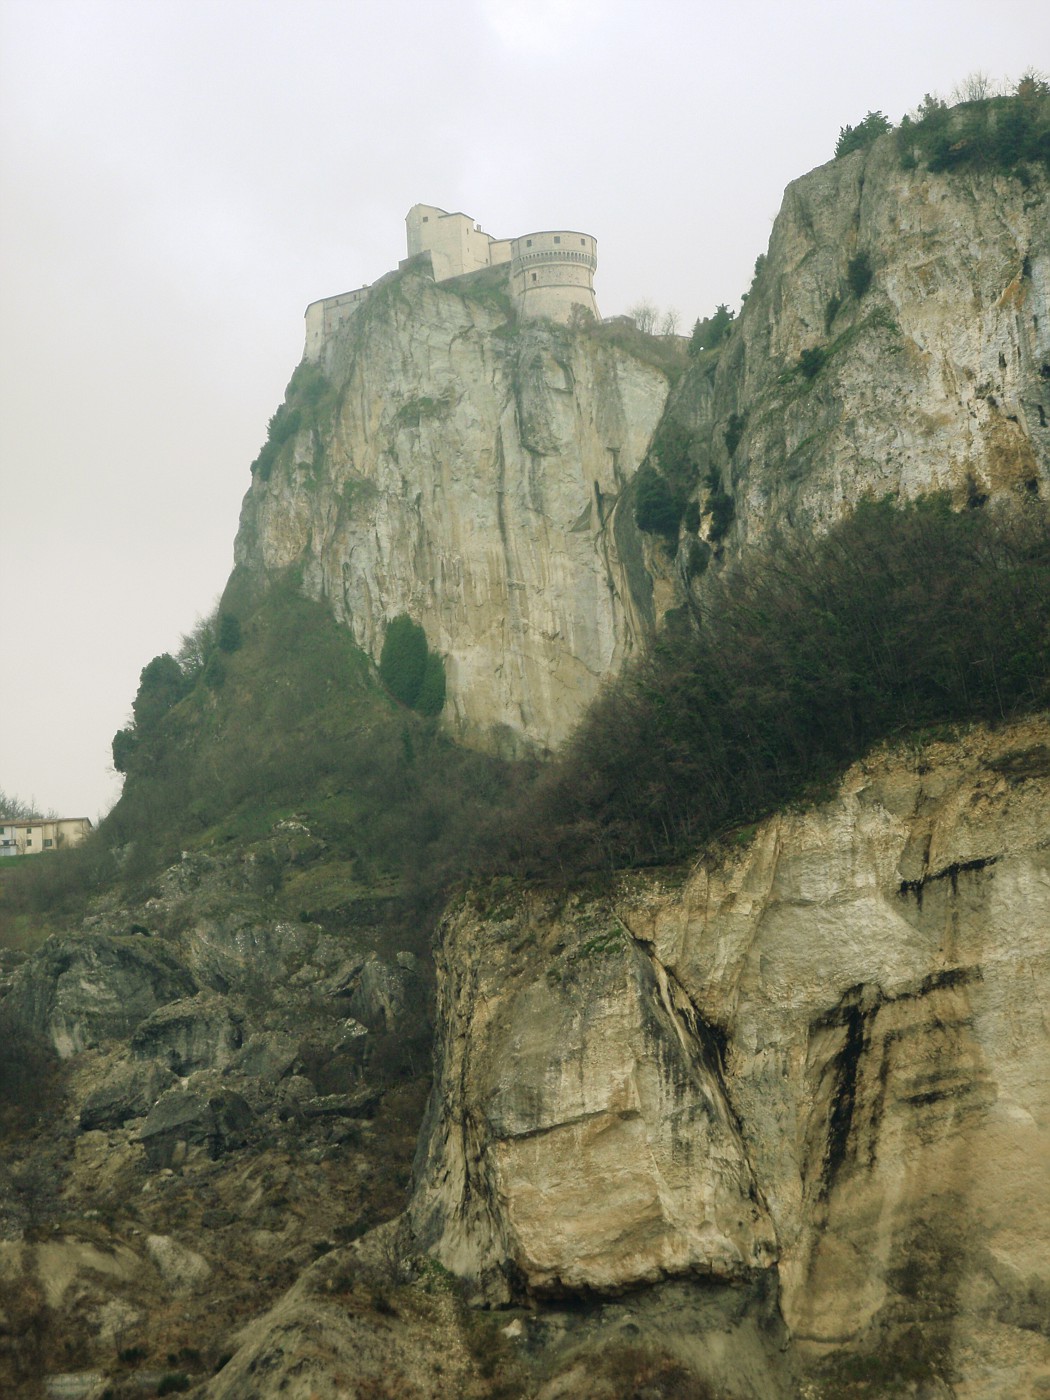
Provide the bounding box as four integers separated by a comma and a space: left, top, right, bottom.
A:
406, 204, 503, 282
304, 286, 370, 362
306, 209, 601, 358
406, 204, 448, 257
489, 238, 512, 267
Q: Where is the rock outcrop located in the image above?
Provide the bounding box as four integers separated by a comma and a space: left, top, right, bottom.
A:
410, 889, 777, 1299
233, 272, 671, 756
409, 715, 1050, 1394
4, 121, 1049, 1400
678, 134, 1049, 552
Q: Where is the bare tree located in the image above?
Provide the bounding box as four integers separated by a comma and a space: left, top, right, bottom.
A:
952, 71, 997, 103
0, 789, 43, 820
628, 301, 659, 335
660, 309, 681, 337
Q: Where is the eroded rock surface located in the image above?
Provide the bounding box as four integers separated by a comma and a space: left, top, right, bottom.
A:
233, 274, 671, 756
409, 715, 1050, 1394
672, 134, 1049, 555
410, 890, 777, 1298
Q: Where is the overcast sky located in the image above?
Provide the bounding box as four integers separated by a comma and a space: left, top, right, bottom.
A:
1, 0, 1045, 820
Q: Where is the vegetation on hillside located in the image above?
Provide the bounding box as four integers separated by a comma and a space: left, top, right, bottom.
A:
379, 615, 446, 716
491, 496, 1050, 875
1, 578, 526, 935
898, 81, 1050, 175
250, 361, 338, 482
832, 74, 1050, 177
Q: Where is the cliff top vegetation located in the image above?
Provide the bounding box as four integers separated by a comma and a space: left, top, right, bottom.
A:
833, 72, 1050, 176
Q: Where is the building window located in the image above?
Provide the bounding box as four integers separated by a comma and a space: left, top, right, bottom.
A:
526, 239, 532, 247
531, 273, 537, 282
580, 238, 585, 246
554, 236, 561, 244
422, 216, 429, 223
44, 839, 53, 848
26, 839, 32, 847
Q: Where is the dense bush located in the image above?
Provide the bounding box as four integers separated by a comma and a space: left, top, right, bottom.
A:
835, 111, 892, 158
378, 615, 445, 715
491, 497, 1050, 874
250, 364, 336, 480
723, 413, 746, 458
113, 652, 191, 772
847, 252, 874, 299
416, 652, 447, 717
898, 86, 1050, 176
688, 304, 734, 356
8, 583, 511, 918
635, 464, 683, 542
799, 347, 828, 380
217, 613, 242, 654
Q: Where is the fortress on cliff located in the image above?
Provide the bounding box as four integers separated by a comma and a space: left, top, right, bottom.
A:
304, 204, 599, 362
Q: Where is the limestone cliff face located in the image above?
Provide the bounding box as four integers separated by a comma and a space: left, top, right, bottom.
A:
409, 716, 1050, 1394
681, 135, 1049, 550
232, 145, 1047, 750
233, 271, 669, 754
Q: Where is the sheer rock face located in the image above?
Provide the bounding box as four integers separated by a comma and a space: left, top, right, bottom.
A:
234, 274, 670, 755
409, 716, 1050, 1390
683, 137, 1049, 549
409, 889, 778, 1298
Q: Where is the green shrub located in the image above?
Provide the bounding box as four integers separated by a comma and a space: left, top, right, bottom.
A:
217, 613, 242, 653
724, 413, 746, 458
493, 497, 1050, 873
688, 304, 734, 356
635, 464, 683, 541
250, 366, 336, 480
132, 654, 188, 733
416, 652, 447, 717
835, 111, 892, 158
379, 615, 430, 707
847, 253, 873, 299
900, 88, 1050, 176
112, 726, 137, 774
799, 347, 828, 380
203, 652, 227, 689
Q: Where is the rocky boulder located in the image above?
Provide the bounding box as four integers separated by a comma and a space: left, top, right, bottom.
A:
130, 994, 244, 1074
79, 1058, 177, 1131
3, 933, 197, 1057
138, 1085, 254, 1169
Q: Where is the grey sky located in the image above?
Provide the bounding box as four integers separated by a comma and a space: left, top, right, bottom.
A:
1, 0, 1046, 819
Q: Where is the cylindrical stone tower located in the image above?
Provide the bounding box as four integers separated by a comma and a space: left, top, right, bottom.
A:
510, 231, 599, 323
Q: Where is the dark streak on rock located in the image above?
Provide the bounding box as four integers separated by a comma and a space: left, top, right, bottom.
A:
898, 855, 997, 902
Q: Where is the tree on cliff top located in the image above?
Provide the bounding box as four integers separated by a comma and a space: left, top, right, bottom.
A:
835, 111, 892, 158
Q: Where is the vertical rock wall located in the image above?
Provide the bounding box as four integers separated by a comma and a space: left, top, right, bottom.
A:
234, 272, 670, 755
408, 717, 1050, 1393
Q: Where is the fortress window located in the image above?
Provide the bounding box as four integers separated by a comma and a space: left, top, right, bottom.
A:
422, 216, 429, 223
554, 236, 561, 244
532, 273, 537, 282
